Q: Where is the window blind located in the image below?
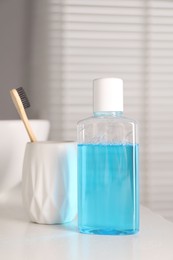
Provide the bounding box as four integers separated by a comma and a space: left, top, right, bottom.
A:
29, 0, 173, 221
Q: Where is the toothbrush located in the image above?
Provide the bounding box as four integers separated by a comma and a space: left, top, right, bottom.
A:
10, 87, 37, 142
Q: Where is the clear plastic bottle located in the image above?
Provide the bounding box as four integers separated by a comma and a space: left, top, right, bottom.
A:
77, 78, 139, 235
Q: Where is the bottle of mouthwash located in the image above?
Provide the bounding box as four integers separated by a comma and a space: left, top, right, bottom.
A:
77, 78, 139, 235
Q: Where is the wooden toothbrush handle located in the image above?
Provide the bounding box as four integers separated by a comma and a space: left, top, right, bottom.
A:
10, 89, 37, 142
19, 109, 37, 142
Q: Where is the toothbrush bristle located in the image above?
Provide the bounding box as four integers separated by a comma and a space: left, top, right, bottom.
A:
16, 87, 30, 109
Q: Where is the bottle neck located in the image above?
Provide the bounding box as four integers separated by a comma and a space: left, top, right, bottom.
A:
93, 111, 123, 117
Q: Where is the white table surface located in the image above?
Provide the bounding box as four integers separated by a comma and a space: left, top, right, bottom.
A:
0, 186, 173, 260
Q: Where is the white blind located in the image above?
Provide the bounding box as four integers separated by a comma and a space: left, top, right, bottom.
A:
30, 0, 173, 221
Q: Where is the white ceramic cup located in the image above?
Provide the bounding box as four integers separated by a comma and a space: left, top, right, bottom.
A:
22, 141, 77, 224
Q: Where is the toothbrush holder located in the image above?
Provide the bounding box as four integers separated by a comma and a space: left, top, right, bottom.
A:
22, 141, 77, 224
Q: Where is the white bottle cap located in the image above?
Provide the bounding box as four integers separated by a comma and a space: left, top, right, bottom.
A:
93, 78, 123, 112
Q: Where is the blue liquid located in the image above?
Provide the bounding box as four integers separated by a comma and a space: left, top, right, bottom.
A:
78, 143, 139, 235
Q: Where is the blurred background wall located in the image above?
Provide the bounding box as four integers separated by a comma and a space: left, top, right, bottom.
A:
0, 0, 30, 119
0, 0, 173, 222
